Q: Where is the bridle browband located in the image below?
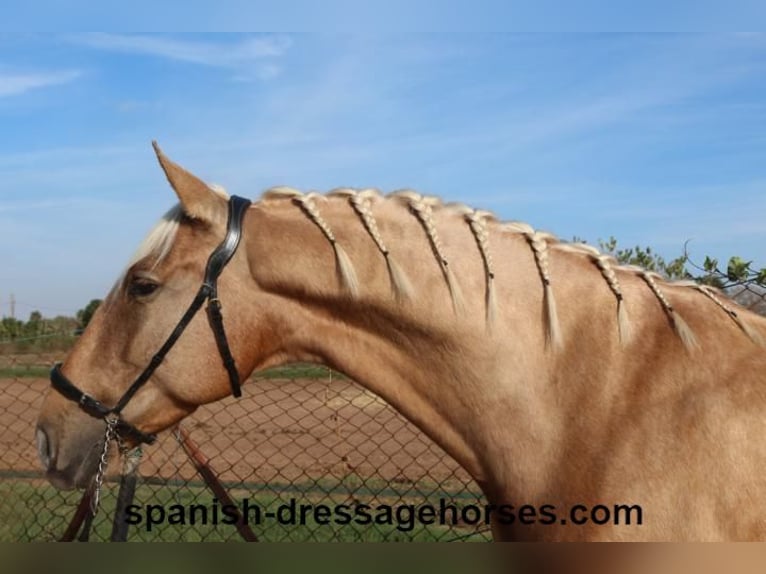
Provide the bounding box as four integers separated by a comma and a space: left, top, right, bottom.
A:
49, 195, 252, 446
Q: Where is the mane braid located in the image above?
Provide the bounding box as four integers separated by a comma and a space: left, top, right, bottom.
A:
393, 191, 464, 314
694, 285, 764, 346
593, 255, 632, 344
289, 192, 360, 298
638, 271, 698, 350
258, 188, 753, 352
329, 188, 413, 301
462, 208, 498, 328
552, 243, 631, 343
522, 230, 563, 350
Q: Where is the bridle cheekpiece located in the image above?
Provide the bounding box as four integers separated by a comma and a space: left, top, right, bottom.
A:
49, 195, 252, 446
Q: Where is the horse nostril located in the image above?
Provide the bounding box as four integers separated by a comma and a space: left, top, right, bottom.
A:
36, 426, 54, 470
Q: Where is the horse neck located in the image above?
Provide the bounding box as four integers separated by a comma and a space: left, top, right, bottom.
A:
240, 197, 579, 488
238, 194, 766, 502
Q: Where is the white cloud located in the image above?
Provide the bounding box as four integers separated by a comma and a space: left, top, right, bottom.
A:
0, 70, 81, 98
73, 33, 291, 71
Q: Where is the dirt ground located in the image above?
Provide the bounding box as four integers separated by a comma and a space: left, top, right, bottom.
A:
1, 374, 475, 493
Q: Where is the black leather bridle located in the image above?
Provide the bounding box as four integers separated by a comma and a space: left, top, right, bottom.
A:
49, 195, 252, 446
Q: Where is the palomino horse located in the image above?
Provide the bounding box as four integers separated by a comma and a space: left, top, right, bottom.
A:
36, 143, 766, 541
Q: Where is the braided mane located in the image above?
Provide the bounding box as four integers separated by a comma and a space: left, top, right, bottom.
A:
258, 186, 766, 350
131, 184, 765, 350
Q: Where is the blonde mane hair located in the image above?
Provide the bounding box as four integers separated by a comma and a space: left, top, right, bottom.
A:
124, 183, 764, 350
110, 184, 231, 302
125, 204, 184, 272
125, 184, 231, 271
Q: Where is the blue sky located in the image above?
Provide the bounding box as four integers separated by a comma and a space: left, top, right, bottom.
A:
1, 33, 765, 317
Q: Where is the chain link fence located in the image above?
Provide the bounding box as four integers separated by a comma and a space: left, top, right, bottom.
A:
1, 287, 764, 542
732, 285, 766, 316
0, 347, 491, 542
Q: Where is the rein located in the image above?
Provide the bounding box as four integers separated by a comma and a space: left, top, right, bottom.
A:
49, 195, 252, 447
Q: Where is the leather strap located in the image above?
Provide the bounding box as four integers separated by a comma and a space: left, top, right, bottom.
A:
207, 299, 242, 397
203, 196, 251, 289
49, 195, 252, 445
51, 363, 158, 444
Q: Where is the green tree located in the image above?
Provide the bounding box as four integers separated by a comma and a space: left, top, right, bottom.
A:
0, 317, 23, 340
76, 299, 103, 331
589, 238, 765, 316
24, 310, 43, 337
597, 237, 691, 280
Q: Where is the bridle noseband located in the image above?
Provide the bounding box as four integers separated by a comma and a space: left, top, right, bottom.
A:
49, 195, 252, 445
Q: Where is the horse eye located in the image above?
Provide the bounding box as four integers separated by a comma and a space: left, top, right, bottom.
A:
128, 279, 160, 298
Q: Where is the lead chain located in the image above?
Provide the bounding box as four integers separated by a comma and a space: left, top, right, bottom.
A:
91, 415, 119, 515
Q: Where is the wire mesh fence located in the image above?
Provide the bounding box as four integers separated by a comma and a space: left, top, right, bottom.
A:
1, 287, 763, 542
733, 284, 766, 316
0, 347, 491, 542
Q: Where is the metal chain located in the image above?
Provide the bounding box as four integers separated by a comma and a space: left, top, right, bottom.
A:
91, 415, 119, 515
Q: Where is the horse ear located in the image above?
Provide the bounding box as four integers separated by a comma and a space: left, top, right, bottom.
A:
151, 141, 226, 224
